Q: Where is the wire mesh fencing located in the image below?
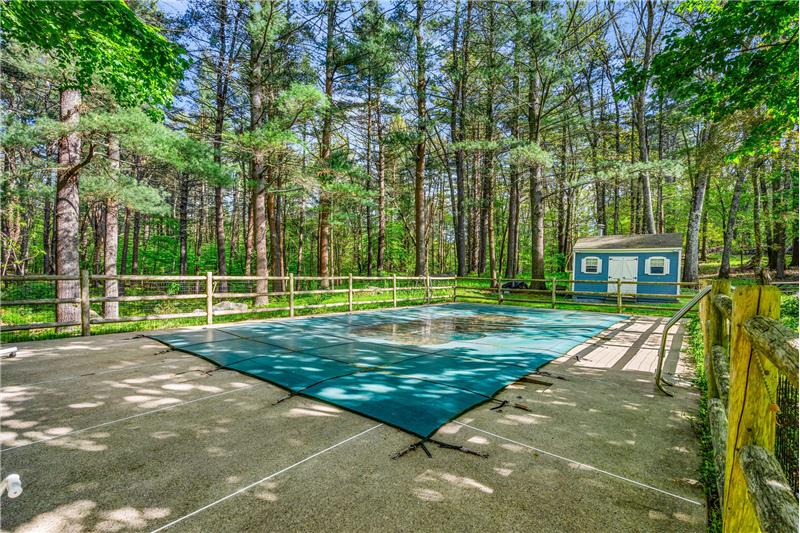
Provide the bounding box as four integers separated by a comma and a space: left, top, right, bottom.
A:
0, 272, 456, 341
0, 276, 81, 331
776, 374, 799, 495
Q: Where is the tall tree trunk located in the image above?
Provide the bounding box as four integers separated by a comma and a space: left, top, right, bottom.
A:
657, 96, 665, 233
469, 152, 480, 273
787, 143, 798, 268
196, 183, 205, 264
178, 175, 189, 276
700, 205, 708, 261
317, 0, 336, 288
365, 80, 373, 276
456, 1, 473, 277
213, 0, 230, 289
657, 176, 664, 233
557, 126, 568, 258
505, 41, 521, 278
55, 88, 81, 327
682, 171, 708, 283
17, 200, 29, 274
131, 212, 140, 274
634, 0, 657, 234
92, 206, 103, 277
376, 88, 386, 274
527, 0, 545, 288
771, 177, 784, 275
296, 206, 305, 274
43, 164, 53, 274
761, 174, 775, 270
250, 29, 268, 305
267, 176, 284, 292
245, 188, 254, 275
413, 0, 427, 276
449, 0, 465, 277
229, 180, 239, 265
104, 135, 120, 318
120, 208, 130, 276
483, 3, 497, 285
254, 185, 268, 303
608, 63, 622, 235
752, 174, 764, 274
214, 187, 227, 281
719, 169, 747, 278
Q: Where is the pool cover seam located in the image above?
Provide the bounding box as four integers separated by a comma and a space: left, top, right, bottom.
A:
220, 326, 354, 351
148, 423, 384, 532
454, 421, 702, 506
2, 386, 254, 452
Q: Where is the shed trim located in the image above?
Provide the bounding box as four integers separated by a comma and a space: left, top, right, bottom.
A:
574, 247, 681, 253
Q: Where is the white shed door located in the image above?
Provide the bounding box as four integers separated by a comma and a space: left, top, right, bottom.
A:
608, 257, 638, 294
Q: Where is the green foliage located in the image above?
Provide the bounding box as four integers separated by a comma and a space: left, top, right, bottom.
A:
347, 0, 401, 89
509, 142, 553, 169
2, 107, 225, 187
80, 172, 169, 215
781, 295, 798, 331
685, 315, 723, 533
596, 159, 684, 182
276, 83, 329, 123
236, 83, 327, 156
648, 0, 799, 159
1, 0, 187, 111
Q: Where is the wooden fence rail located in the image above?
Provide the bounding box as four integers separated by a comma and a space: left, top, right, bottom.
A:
700, 280, 799, 533
1, 273, 705, 334
455, 276, 700, 314
0, 271, 455, 334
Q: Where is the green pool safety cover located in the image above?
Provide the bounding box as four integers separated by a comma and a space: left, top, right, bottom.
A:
148, 303, 624, 437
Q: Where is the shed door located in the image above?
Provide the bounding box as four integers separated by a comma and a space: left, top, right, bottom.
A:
608, 257, 638, 295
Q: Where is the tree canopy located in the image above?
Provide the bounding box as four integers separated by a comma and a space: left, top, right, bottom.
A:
0, 0, 797, 289
1, 0, 187, 109
648, 0, 799, 158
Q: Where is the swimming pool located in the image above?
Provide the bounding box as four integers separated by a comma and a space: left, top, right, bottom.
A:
149, 303, 624, 437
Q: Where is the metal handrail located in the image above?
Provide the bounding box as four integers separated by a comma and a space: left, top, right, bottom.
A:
655, 284, 712, 396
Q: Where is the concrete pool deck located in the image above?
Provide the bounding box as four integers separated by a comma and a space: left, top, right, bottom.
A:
0, 314, 705, 532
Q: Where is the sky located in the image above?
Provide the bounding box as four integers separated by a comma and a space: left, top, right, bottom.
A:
158, 0, 188, 17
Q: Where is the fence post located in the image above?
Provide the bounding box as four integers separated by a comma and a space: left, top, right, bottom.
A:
453, 277, 457, 302
551, 278, 557, 309
80, 269, 91, 336
616, 279, 622, 313
700, 279, 731, 400
498, 277, 503, 304
289, 273, 295, 318
392, 274, 397, 307
348, 273, 353, 312
426, 274, 431, 303
723, 285, 781, 532
206, 271, 214, 325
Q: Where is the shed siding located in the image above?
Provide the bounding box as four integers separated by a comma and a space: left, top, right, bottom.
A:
573, 250, 680, 297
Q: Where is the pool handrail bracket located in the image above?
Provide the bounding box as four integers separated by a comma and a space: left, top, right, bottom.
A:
654, 284, 712, 396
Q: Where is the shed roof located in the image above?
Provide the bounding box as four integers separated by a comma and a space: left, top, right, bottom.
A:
574, 233, 683, 250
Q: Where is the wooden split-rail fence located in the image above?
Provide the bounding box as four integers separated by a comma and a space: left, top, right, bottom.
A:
699, 280, 798, 533
0, 271, 456, 335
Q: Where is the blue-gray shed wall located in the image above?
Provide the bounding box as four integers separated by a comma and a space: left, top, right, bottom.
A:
572, 250, 680, 297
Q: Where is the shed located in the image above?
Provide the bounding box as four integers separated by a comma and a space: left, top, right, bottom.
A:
571, 233, 684, 301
